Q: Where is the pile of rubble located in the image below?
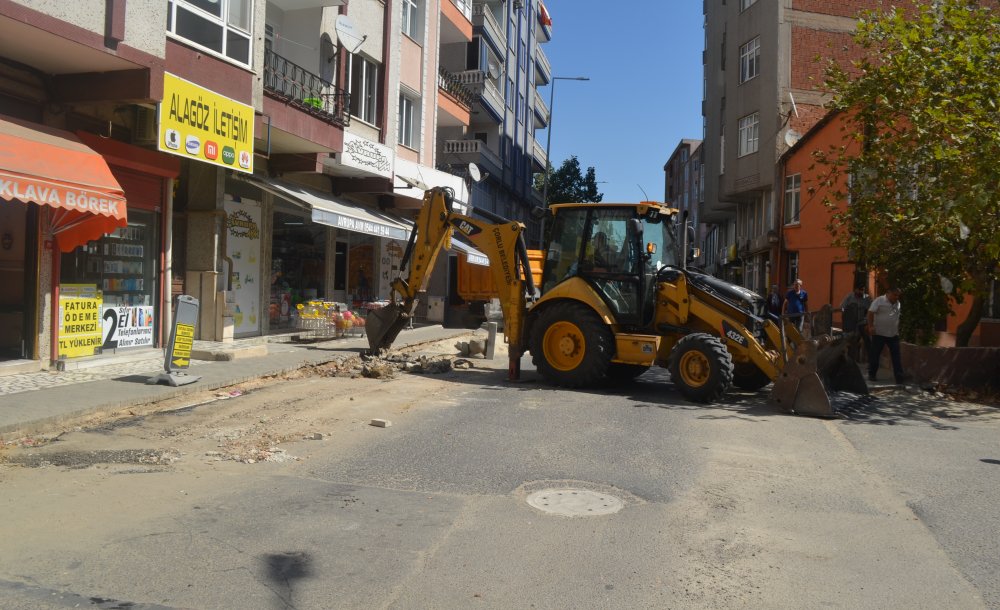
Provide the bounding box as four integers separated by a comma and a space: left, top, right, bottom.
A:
301, 350, 478, 381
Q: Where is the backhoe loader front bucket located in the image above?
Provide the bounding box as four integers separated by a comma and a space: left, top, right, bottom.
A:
770, 335, 869, 417
366, 303, 410, 352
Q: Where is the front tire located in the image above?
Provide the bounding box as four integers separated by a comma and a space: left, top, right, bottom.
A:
669, 333, 734, 403
530, 302, 614, 388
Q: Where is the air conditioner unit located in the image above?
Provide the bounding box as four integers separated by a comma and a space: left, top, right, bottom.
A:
133, 106, 157, 146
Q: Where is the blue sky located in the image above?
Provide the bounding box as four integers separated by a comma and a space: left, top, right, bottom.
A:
539, 1, 704, 203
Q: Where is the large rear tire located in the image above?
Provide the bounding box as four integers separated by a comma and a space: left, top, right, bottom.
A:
530, 302, 614, 388
732, 362, 772, 391
669, 333, 734, 403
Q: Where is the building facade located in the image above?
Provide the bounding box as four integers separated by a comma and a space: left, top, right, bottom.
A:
0, 0, 553, 373
701, 0, 871, 294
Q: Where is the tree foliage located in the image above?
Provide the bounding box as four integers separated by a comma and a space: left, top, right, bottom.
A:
538, 156, 603, 205
818, 0, 1000, 346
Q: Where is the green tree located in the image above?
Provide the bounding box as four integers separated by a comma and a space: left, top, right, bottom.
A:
538, 156, 604, 205
818, 0, 1000, 346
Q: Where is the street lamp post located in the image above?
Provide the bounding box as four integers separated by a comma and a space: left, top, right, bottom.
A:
539, 75, 589, 246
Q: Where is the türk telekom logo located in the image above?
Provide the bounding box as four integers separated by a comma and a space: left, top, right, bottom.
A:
238, 150, 251, 169
204, 140, 219, 160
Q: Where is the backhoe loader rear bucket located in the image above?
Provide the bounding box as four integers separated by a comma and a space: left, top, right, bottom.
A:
366, 303, 410, 352
770, 335, 869, 417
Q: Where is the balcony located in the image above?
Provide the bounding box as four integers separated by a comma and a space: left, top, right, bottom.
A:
453, 69, 505, 121
438, 67, 476, 110
534, 46, 552, 85
532, 88, 549, 129
263, 48, 350, 127
444, 139, 502, 174
442, 0, 473, 44
531, 137, 547, 171
472, 2, 506, 54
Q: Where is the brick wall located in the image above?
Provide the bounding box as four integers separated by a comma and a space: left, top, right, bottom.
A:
792, 0, 876, 18
790, 27, 865, 91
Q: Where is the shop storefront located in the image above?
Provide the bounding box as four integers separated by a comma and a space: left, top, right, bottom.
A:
1, 116, 135, 365
62, 134, 180, 359
269, 202, 324, 329
238, 175, 414, 323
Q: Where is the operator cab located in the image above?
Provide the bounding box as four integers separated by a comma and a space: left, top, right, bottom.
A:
541, 203, 680, 326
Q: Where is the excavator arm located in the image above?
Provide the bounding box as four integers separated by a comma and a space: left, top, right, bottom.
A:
366, 187, 534, 379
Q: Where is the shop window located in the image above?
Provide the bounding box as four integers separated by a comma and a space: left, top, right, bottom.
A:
59, 209, 160, 353
270, 211, 326, 328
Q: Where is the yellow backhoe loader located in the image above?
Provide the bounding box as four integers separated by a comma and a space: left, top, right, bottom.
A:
367, 187, 867, 416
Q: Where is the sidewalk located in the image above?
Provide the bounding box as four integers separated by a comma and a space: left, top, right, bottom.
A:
0, 324, 473, 438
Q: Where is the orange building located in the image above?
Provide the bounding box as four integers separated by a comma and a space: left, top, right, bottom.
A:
780, 111, 996, 346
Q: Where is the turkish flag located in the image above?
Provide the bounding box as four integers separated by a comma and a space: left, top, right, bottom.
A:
539, 2, 552, 26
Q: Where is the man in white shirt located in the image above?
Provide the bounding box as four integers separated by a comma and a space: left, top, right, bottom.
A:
867, 287, 907, 383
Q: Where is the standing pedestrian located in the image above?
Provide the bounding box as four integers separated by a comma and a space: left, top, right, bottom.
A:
766, 284, 783, 321
867, 287, 908, 383
782, 279, 808, 330
840, 286, 872, 362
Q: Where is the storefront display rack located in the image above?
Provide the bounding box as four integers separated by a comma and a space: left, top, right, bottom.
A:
294, 300, 366, 340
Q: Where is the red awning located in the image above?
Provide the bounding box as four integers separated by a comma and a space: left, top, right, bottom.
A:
0, 115, 127, 252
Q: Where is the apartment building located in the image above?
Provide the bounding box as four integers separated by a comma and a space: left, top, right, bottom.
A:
438, 0, 552, 247
0, 0, 550, 374
662, 139, 706, 267
701, 0, 872, 294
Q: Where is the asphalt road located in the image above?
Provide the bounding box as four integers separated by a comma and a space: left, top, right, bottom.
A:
0, 343, 997, 609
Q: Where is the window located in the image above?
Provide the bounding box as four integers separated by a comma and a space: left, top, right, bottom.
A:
738, 112, 759, 157
740, 0, 757, 11
507, 77, 515, 109
988, 280, 1000, 319
402, 0, 421, 40
167, 0, 252, 66
784, 174, 801, 224
739, 37, 760, 83
786, 252, 799, 286
348, 53, 378, 124
398, 94, 418, 148
518, 93, 525, 124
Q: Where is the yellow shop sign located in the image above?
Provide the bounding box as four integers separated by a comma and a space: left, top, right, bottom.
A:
158, 72, 254, 173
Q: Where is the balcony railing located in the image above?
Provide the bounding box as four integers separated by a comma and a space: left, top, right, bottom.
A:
532, 138, 547, 168
532, 88, 549, 127
444, 139, 502, 171
438, 66, 476, 109
534, 46, 551, 85
472, 2, 505, 50
263, 48, 350, 127
453, 69, 504, 119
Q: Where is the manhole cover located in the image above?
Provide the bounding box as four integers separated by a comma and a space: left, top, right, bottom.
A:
526, 488, 624, 517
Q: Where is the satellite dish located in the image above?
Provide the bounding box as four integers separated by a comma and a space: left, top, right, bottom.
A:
487, 61, 502, 80
784, 129, 802, 147
468, 163, 483, 183
335, 15, 367, 54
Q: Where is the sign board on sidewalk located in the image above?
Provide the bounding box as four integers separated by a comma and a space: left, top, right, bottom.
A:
147, 295, 201, 386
